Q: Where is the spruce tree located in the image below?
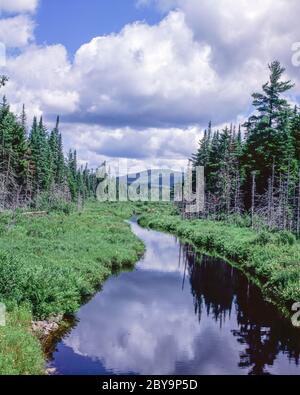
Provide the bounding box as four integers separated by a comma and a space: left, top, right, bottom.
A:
291, 107, 300, 161
29, 117, 52, 191
49, 116, 65, 185
243, 61, 295, 202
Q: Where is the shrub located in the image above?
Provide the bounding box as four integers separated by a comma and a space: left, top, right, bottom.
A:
35, 191, 74, 214
253, 231, 273, 246
275, 231, 296, 246
0, 202, 144, 319
227, 214, 252, 228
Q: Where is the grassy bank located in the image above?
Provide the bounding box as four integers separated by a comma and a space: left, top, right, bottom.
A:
2, 201, 299, 374
138, 204, 300, 316
0, 307, 44, 375
0, 202, 145, 374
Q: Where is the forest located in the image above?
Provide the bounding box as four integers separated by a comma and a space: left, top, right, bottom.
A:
0, 62, 300, 375
0, 75, 96, 213
1, 61, 300, 237
191, 61, 300, 235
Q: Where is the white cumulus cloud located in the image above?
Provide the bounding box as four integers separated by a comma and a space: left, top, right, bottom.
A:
0, 0, 38, 14
2, 0, 300, 168
139, 0, 300, 82
4, 44, 79, 115
0, 14, 34, 47
4, 10, 254, 129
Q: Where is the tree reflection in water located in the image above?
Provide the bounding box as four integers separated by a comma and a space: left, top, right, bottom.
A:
182, 245, 300, 375
49, 223, 300, 376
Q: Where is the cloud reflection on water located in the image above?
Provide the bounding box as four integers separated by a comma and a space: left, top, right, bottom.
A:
51, 221, 300, 375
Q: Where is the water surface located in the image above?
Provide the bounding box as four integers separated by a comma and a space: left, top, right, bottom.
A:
48, 220, 300, 375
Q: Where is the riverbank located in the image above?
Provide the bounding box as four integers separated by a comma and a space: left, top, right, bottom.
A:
2, 201, 299, 374
138, 205, 300, 318
48, 215, 300, 375
0, 202, 145, 374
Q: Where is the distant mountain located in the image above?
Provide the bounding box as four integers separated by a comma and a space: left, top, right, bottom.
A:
119, 169, 183, 198
118, 169, 183, 189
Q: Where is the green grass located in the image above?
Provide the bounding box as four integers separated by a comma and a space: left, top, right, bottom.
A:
138, 204, 300, 316
0, 307, 44, 375
3, 200, 298, 374
0, 201, 145, 375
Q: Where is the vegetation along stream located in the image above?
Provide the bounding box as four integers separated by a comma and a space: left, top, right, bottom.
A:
48, 219, 300, 375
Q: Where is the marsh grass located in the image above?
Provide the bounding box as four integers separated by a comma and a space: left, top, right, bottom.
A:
0, 201, 145, 374
4, 200, 298, 374
0, 306, 44, 375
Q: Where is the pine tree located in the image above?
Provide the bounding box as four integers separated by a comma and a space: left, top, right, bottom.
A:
20, 105, 27, 136
242, 61, 295, 205
246, 61, 294, 129
0, 104, 27, 183
49, 116, 65, 185
192, 121, 212, 168
57, 132, 65, 184
29, 117, 52, 191
0, 78, 96, 210
67, 149, 78, 199
0, 96, 9, 124
291, 107, 300, 161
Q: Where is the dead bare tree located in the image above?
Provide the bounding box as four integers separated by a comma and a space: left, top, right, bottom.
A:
251, 172, 256, 229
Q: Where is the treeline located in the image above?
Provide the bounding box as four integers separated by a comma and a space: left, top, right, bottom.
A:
0, 77, 97, 211
192, 61, 300, 234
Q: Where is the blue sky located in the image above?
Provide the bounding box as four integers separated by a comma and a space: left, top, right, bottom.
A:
1, 0, 300, 170
35, 0, 163, 55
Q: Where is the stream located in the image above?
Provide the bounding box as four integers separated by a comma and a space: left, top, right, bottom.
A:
48, 219, 300, 375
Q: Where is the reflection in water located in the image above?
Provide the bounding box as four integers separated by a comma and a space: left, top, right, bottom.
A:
48, 221, 300, 375
185, 248, 300, 375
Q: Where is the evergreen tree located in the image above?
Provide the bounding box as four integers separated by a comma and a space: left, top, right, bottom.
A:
0, 77, 97, 209
29, 117, 52, 191
20, 105, 27, 136
67, 150, 78, 199
49, 116, 65, 185
291, 107, 300, 161
242, 61, 295, 202
0, 102, 27, 183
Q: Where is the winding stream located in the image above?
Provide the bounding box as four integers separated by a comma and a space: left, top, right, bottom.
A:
48, 220, 300, 375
